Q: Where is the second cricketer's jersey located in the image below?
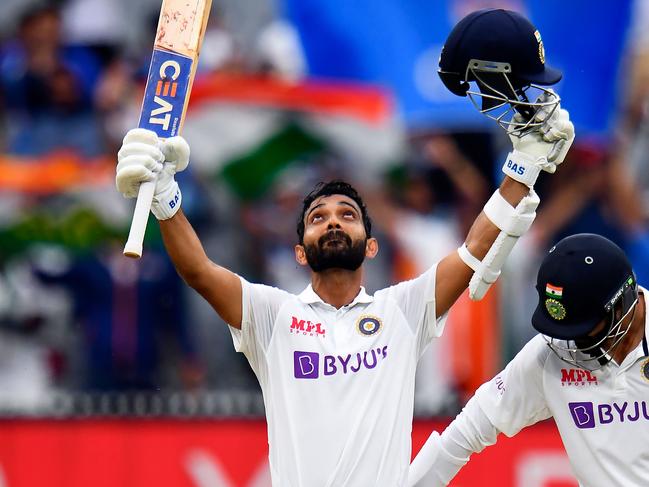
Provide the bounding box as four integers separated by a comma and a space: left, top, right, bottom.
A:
228, 266, 446, 487
475, 287, 649, 487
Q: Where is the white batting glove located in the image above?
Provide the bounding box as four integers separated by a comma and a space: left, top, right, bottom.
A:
503, 95, 575, 187
116, 128, 190, 220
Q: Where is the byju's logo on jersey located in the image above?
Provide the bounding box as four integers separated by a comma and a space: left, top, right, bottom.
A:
561, 368, 598, 387
293, 346, 388, 379
290, 316, 326, 337
494, 375, 506, 396
569, 402, 596, 429
569, 401, 649, 429
294, 351, 320, 379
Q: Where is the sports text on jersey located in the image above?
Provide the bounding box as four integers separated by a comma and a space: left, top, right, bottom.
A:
569, 401, 649, 429
294, 346, 389, 379
561, 368, 598, 386
290, 316, 326, 337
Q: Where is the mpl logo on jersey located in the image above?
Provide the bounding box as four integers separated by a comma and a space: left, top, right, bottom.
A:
560, 368, 598, 387
568, 401, 649, 429
290, 316, 326, 337
294, 346, 388, 379
139, 49, 193, 138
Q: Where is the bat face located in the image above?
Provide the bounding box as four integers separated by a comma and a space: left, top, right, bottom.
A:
155, 0, 209, 56
137, 0, 212, 139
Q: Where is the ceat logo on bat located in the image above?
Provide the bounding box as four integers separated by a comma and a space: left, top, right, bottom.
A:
139, 49, 193, 138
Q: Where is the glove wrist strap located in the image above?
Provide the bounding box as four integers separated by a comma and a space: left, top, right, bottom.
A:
151, 180, 182, 220
502, 150, 542, 187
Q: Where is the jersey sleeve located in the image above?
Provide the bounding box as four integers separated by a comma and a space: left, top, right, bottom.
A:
378, 264, 448, 355
474, 334, 552, 437
228, 276, 292, 367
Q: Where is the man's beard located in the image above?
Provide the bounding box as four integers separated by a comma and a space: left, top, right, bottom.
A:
304, 230, 366, 272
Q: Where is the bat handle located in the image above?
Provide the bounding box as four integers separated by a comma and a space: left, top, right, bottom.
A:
123, 180, 156, 258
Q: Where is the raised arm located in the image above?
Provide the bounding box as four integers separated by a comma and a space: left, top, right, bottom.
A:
116, 129, 243, 328
159, 210, 242, 327
435, 177, 528, 314
409, 335, 551, 486
435, 107, 575, 317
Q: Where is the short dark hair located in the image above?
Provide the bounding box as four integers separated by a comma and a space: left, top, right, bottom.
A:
297, 180, 372, 244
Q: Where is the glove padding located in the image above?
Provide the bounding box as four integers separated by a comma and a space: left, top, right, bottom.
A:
116, 128, 190, 220
503, 94, 575, 187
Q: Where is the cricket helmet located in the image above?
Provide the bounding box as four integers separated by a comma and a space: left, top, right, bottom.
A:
531, 234, 639, 370
439, 8, 562, 135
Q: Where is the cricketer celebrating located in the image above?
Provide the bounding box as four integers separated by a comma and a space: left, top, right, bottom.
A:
115, 8, 574, 487
408, 234, 649, 487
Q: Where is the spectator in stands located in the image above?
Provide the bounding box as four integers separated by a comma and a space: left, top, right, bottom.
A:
34, 245, 203, 391
0, 5, 104, 156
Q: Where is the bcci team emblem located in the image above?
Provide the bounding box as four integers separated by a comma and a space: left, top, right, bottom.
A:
641, 358, 649, 383
357, 316, 382, 336
534, 30, 545, 64
545, 299, 566, 320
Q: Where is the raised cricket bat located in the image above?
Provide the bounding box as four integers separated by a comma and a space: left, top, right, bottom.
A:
123, 0, 212, 258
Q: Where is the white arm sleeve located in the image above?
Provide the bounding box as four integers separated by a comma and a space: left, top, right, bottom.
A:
408, 398, 499, 486
474, 335, 552, 436
409, 335, 553, 486
377, 264, 449, 355
228, 277, 292, 374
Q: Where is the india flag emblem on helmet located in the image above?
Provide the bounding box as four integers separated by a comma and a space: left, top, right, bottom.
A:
546, 283, 563, 299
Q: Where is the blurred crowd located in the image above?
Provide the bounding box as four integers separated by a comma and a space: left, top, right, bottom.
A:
0, 0, 648, 418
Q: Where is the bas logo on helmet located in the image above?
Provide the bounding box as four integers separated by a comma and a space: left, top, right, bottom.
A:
545, 299, 566, 320
534, 30, 545, 64
357, 316, 382, 336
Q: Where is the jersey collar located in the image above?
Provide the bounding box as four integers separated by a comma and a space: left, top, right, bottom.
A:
298, 284, 374, 307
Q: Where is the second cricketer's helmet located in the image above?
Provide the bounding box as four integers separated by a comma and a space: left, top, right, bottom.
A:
439, 8, 562, 135
531, 234, 639, 370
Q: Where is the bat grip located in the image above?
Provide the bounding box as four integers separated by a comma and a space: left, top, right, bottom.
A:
123, 180, 156, 258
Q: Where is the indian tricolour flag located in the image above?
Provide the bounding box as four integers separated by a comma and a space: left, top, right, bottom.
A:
546, 284, 564, 299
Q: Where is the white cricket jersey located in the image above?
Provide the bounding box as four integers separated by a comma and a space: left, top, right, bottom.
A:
228, 265, 446, 487
474, 287, 649, 487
